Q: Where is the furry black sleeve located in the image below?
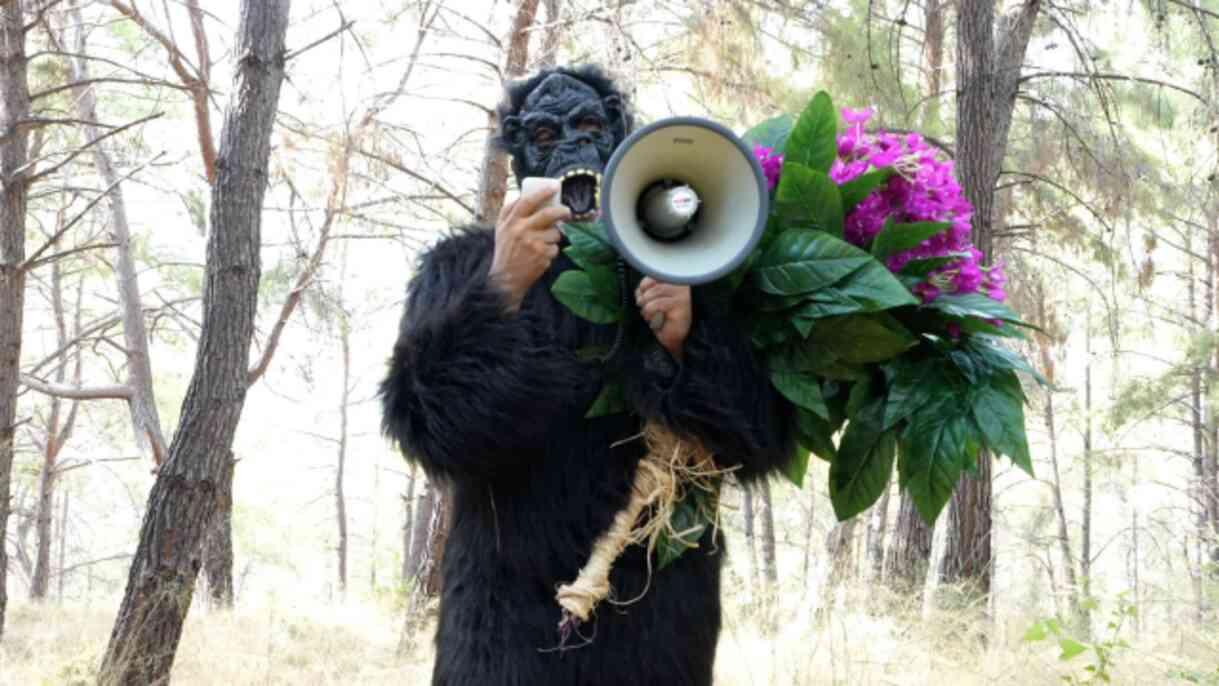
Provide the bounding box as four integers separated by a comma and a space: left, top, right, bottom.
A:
379, 227, 586, 482
623, 288, 795, 481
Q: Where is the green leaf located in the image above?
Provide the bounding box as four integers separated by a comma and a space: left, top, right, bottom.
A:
810, 314, 916, 364
782, 444, 811, 487
899, 255, 965, 278
831, 395, 897, 521
795, 408, 838, 463
883, 358, 952, 430
551, 268, 621, 324
785, 91, 838, 173
773, 164, 845, 237
1022, 621, 1049, 643
751, 228, 871, 296
972, 373, 1034, 475
832, 260, 920, 310
742, 114, 795, 155
966, 337, 1047, 385
771, 370, 829, 419
1058, 638, 1088, 661
561, 222, 615, 271
751, 310, 799, 348
870, 220, 952, 261
655, 487, 716, 568
585, 380, 627, 418
929, 292, 1026, 326
898, 412, 978, 523
839, 168, 895, 213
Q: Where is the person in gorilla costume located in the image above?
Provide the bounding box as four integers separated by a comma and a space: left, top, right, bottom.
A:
380, 64, 792, 686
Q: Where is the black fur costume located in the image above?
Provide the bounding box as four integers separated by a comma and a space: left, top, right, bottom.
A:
380, 66, 793, 686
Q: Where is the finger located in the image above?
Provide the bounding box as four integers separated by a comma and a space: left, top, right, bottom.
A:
636, 277, 660, 301
521, 205, 572, 232
497, 196, 520, 224
641, 295, 679, 320
537, 227, 562, 245
511, 180, 562, 221
545, 243, 560, 259
637, 284, 681, 307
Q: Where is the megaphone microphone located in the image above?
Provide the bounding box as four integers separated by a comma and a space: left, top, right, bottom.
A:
601, 117, 769, 285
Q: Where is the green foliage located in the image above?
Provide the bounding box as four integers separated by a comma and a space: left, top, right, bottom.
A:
783, 91, 837, 173
773, 164, 844, 237
655, 481, 720, 569
741, 114, 795, 154
585, 380, 626, 418
1024, 594, 1137, 685
551, 267, 621, 324
870, 220, 951, 261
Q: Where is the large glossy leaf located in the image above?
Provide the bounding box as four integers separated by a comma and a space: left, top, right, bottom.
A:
751, 228, 871, 296
771, 369, 829, 418
898, 412, 979, 523
870, 220, 952, 261
742, 113, 795, 155
551, 267, 621, 324
783, 444, 812, 487
832, 260, 920, 310
972, 372, 1034, 475
830, 396, 897, 520
795, 408, 838, 463
899, 255, 964, 278
774, 164, 844, 237
810, 314, 916, 364
561, 221, 615, 271
585, 380, 626, 418
655, 488, 713, 569
784, 91, 838, 173
929, 293, 1026, 325
883, 358, 953, 430
839, 168, 895, 213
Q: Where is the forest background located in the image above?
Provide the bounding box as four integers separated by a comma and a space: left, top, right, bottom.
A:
1, 0, 1218, 684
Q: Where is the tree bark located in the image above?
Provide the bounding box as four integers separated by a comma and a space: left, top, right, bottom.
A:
402, 464, 417, 583
866, 486, 891, 581
202, 455, 235, 608
408, 478, 435, 581
98, 2, 289, 682
58, 488, 69, 603
335, 316, 351, 595
63, 4, 170, 466
826, 517, 858, 586
0, 0, 31, 641
475, 0, 542, 223
757, 478, 778, 587
538, 0, 565, 68
1080, 304, 1094, 635
885, 492, 933, 598
941, 0, 1041, 603
743, 482, 760, 588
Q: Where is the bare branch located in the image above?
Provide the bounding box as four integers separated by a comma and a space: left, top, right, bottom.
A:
22, 114, 164, 185
355, 146, 476, 217
20, 374, 132, 401
284, 19, 355, 62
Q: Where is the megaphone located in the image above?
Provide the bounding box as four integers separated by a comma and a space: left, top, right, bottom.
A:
600, 117, 769, 285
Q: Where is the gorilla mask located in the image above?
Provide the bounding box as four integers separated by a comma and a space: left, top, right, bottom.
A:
499, 69, 631, 221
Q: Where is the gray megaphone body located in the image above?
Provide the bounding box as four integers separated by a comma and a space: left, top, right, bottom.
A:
599, 117, 770, 285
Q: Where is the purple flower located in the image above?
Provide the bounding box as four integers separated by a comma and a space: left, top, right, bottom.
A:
754, 145, 784, 191
828, 106, 1007, 305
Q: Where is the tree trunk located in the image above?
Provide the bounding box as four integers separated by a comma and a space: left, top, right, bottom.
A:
941, 0, 1040, 605
743, 482, 760, 588
58, 488, 69, 603
98, 3, 289, 682
826, 518, 858, 586
1080, 304, 1094, 635
64, 4, 169, 466
409, 478, 436, 581
402, 465, 417, 583
424, 487, 450, 596
0, 0, 31, 640
757, 478, 778, 587
885, 492, 933, 598
802, 484, 815, 585
475, 0, 542, 222
922, 0, 945, 127
866, 486, 891, 581
538, 0, 565, 68
335, 317, 351, 595
203, 455, 235, 608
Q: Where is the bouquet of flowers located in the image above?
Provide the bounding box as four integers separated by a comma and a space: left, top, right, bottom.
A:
550, 93, 1039, 625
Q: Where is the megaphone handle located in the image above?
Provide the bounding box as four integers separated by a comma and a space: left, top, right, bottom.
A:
598, 257, 629, 364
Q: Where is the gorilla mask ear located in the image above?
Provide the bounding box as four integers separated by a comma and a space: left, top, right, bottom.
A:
500, 115, 525, 152
602, 95, 628, 144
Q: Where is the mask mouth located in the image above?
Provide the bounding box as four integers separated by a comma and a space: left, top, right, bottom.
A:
558, 168, 602, 221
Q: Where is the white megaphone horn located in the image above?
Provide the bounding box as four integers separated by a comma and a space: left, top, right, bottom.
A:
600, 117, 770, 285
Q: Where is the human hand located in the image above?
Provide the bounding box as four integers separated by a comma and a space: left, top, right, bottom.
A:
489, 180, 573, 311
635, 277, 692, 362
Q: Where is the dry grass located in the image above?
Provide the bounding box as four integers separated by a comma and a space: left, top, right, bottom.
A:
1, 590, 1214, 685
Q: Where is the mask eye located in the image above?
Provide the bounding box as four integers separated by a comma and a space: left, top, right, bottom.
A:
533, 127, 556, 146
578, 117, 602, 133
